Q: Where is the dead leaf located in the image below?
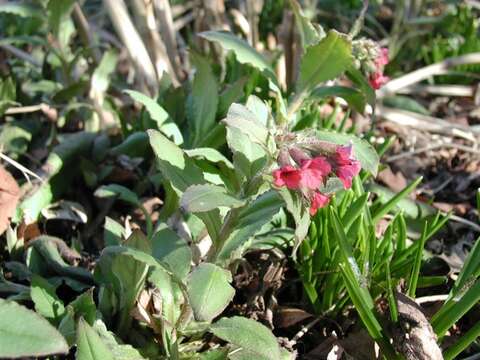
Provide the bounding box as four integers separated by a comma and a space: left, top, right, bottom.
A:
0, 166, 20, 235
377, 167, 407, 193
275, 307, 313, 328
432, 202, 470, 215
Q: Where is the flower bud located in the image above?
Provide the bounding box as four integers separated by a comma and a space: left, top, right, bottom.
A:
288, 147, 310, 165
277, 147, 292, 167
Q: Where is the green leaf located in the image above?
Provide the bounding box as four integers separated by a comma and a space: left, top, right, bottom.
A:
181, 184, 245, 213
185, 148, 234, 169
0, 298, 69, 358
47, 0, 75, 49
148, 267, 183, 327
188, 52, 219, 147
313, 130, 379, 176
329, 209, 399, 359
187, 263, 235, 322
289, 0, 324, 48
297, 30, 352, 92
91, 50, 118, 98
124, 230, 152, 253
94, 184, 140, 206
346, 67, 376, 107
93, 320, 146, 360
383, 96, 429, 115
30, 275, 66, 322
148, 130, 204, 192
94, 248, 150, 336
28, 236, 93, 284
223, 103, 269, 146
218, 78, 246, 117
0, 120, 34, 156
71, 289, 97, 325
108, 132, 149, 158
76, 318, 115, 360
311, 86, 366, 113
246, 95, 269, 125
20, 132, 96, 222
199, 31, 276, 81
226, 127, 267, 185
58, 307, 76, 346
210, 316, 281, 360
0, 3, 42, 18
152, 224, 192, 280
217, 191, 284, 260
124, 90, 169, 129
200, 348, 229, 360
104, 216, 125, 246
371, 177, 423, 222
277, 188, 311, 254
450, 237, 480, 301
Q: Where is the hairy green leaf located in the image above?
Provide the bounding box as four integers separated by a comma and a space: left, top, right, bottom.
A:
0, 298, 69, 358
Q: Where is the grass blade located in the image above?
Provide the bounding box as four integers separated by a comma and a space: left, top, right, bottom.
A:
329, 208, 400, 359
431, 279, 480, 338
386, 262, 398, 323
372, 177, 423, 223
407, 221, 428, 298
443, 321, 480, 360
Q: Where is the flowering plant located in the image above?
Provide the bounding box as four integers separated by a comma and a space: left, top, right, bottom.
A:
273, 144, 361, 215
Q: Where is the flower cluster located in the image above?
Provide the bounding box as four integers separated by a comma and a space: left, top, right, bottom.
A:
352, 39, 390, 90
273, 145, 361, 216
368, 47, 389, 90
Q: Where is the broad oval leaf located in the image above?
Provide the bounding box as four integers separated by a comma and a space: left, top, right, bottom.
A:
152, 224, 192, 280
76, 318, 114, 360
148, 129, 205, 192
31, 275, 66, 322
187, 263, 235, 322
94, 184, 140, 206
0, 298, 69, 358
124, 90, 169, 128
199, 31, 276, 81
289, 0, 325, 48
297, 30, 352, 93
223, 103, 269, 146
181, 184, 245, 213
185, 148, 234, 169
210, 316, 281, 360
311, 85, 366, 113
187, 52, 219, 147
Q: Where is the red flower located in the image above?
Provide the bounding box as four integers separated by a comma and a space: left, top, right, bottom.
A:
333, 145, 361, 189
369, 47, 389, 90
310, 191, 330, 215
299, 157, 332, 190
377, 47, 389, 67
369, 72, 389, 90
273, 165, 302, 189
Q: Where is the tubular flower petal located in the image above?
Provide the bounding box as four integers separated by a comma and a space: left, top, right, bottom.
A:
273, 166, 302, 189
333, 145, 361, 189
310, 192, 330, 216
369, 72, 389, 90
299, 157, 332, 190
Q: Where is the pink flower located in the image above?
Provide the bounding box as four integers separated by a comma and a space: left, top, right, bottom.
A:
299, 157, 332, 190
369, 47, 389, 90
333, 145, 361, 189
310, 191, 330, 216
369, 72, 389, 90
273, 165, 302, 189
377, 47, 389, 67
